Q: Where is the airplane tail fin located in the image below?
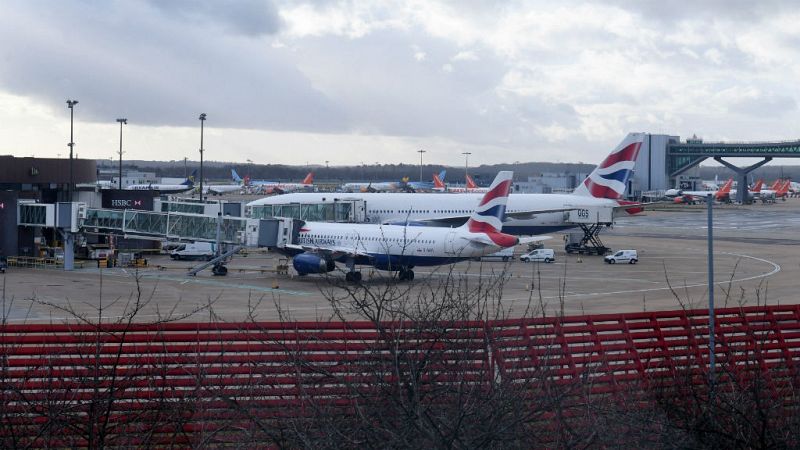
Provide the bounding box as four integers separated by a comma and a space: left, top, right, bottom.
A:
715, 178, 733, 200
466, 175, 478, 189
433, 173, 446, 189
777, 179, 791, 196
231, 169, 242, 183
752, 179, 763, 193
438, 169, 446, 182
302, 172, 314, 185
182, 169, 198, 186
573, 133, 644, 199
462, 171, 517, 247
770, 179, 781, 191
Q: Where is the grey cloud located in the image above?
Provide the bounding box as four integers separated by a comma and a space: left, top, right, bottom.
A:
0, 1, 346, 131
287, 28, 514, 141
603, 0, 792, 23
728, 92, 797, 118
146, 0, 282, 36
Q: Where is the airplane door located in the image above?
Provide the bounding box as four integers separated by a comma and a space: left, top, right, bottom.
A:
445, 231, 458, 255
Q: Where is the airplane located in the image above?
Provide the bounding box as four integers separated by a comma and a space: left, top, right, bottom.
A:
232, 170, 314, 194
665, 178, 733, 204
249, 133, 648, 236
341, 177, 410, 193
282, 171, 546, 282
434, 173, 491, 193
785, 180, 799, 197
725, 179, 789, 203
126, 170, 196, 193
773, 179, 792, 200
205, 169, 246, 195
343, 171, 446, 193
406, 170, 446, 192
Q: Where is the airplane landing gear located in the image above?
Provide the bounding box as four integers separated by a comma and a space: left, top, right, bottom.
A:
398, 268, 415, 281
345, 271, 362, 283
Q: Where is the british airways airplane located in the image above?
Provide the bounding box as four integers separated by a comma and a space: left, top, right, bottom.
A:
283, 171, 542, 282
249, 133, 646, 236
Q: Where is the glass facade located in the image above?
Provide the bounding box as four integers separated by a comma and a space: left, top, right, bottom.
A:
18, 204, 47, 225
249, 201, 360, 222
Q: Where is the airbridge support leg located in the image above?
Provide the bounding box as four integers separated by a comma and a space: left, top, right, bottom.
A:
714, 157, 772, 204
63, 233, 74, 271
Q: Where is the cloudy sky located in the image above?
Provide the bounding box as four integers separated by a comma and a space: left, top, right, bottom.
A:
1, 0, 799, 166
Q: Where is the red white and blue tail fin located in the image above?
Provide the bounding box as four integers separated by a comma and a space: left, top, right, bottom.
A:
462, 171, 518, 247
573, 133, 644, 199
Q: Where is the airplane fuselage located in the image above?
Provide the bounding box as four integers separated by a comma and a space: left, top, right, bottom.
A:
126, 184, 193, 193
249, 192, 619, 235
291, 221, 504, 269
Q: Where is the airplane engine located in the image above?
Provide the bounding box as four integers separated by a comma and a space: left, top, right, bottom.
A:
292, 253, 336, 275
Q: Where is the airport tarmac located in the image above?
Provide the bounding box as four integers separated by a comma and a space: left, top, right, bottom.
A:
0, 200, 797, 323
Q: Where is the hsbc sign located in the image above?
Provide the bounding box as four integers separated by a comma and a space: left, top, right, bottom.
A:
111, 199, 144, 208
102, 192, 153, 211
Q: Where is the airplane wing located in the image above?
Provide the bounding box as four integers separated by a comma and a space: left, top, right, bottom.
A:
519, 235, 552, 244
612, 201, 663, 210
384, 207, 576, 227
284, 243, 371, 259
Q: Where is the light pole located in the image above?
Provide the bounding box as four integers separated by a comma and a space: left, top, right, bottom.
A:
462, 151, 472, 185
707, 193, 716, 396
417, 149, 426, 182
198, 113, 206, 201
116, 118, 127, 189
66, 99, 78, 201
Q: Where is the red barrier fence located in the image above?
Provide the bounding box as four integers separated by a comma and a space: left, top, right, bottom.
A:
1, 304, 799, 446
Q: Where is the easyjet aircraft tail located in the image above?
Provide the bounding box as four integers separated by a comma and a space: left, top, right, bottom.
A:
302, 172, 314, 185
433, 172, 446, 189
715, 178, 734, 201
777, 179, 791, 197
466, 175, 478, 189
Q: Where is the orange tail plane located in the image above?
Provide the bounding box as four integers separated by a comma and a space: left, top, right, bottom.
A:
714, 178, 733, 201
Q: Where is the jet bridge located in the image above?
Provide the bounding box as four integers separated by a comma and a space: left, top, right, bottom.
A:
17, 202, 299, 267
249, 199, 366, 223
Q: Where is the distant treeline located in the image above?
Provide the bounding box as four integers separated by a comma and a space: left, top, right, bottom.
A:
98, 160, 596, 184
98, 159, 800, 184
698, 165, 799, 181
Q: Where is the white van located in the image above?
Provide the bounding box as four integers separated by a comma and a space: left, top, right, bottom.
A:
604, 249, 638, 264
170, 242, 216, 260
479, 247, 515, 262
520, 248, 555, 263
